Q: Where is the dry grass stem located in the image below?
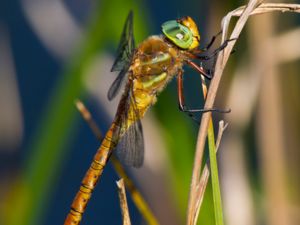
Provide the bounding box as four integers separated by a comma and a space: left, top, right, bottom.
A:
215, 121, 228, 150
222, 3, 300, 43
117, 179, 132, 225
187, 0, 267, 224
187, 1, 300, 224
190, 74, 228, 225
75, 99, 102, 139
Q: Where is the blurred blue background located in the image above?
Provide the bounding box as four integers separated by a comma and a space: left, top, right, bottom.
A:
1, 0, 300, 225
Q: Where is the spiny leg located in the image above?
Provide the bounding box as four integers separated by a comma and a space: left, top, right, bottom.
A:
177, 70, 200, 123
177, 70, 230, 123
186, 60, 213, 80
192, 31, 222, 55
187, 38, 237, 80
195, 38, 237, 61
200, 30, 222, 52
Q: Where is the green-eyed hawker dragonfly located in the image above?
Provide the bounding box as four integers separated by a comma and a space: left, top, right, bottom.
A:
64, 11, 230, 225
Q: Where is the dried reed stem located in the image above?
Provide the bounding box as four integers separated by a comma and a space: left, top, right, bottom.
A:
75, 100, 102, 139
117, 179, 131, 225
187, 1, 300, 224
187, 0, 263, 224
191, 73, 228, 225
221, 3, 300, 43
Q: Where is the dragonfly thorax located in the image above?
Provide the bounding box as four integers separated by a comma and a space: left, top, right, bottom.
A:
131, 36, 184, 94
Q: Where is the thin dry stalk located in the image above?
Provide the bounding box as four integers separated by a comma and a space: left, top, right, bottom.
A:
215, 121, 228, 151
186, 1, 262, 224
222, 3, 300, 43
117, 179, 132, 225
187, 1, 300, 224
190, 74, 228, 225
75, 100, 102, 139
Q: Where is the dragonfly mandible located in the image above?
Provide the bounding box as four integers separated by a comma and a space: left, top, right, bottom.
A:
64, 11, 229, 225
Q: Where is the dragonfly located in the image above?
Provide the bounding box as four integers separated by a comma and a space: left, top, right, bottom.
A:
64, 11, 230, 225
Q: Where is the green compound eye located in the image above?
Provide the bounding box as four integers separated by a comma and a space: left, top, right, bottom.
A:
161, 20, 193, 49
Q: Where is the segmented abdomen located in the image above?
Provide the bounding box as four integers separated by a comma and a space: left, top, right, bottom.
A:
64, 96, 149, 225
64, 123, 119, 225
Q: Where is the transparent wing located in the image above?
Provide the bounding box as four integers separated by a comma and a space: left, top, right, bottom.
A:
107, 69, 127, 101
111, 10, 135, 72
108, 11, 135, 100
116, 119, 144, 168
114, 81, 144, 168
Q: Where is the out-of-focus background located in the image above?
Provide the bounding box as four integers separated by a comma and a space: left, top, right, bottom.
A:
0, 0, 300, 225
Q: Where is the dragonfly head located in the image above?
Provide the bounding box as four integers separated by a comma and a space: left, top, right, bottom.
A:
162, 16, 200, 50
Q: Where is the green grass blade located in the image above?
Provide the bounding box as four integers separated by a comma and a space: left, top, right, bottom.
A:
207, 118, 224, 225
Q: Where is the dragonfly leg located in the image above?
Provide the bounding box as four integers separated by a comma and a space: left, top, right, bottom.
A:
186, 60, 213, 80
177, 70, 231, 121
200, 30, 222, 52
191, 30, 222, 56
177, 70, 200, 123
196, 38, 237, 61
